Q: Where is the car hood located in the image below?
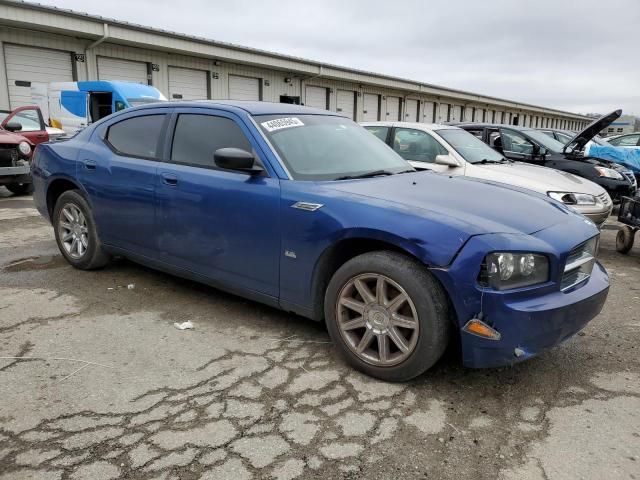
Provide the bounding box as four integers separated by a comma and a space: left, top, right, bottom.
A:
324, 171, 576, 236
564, 109, 621, 153
467, 161, 606, 196
0, 128, 30, 144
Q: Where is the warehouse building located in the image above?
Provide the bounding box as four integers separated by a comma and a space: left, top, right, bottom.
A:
0, 0, 591, 130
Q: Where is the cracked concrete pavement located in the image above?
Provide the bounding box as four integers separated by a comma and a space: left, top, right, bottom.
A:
0, 186, 638, 479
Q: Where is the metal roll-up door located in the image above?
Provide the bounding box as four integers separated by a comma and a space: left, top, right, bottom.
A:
404, 99, 419, 122
97, 57, 148, 83
168, 66, 208, 100
4, 44, 74, 108
386, 96, 401, 121
228, 75, 260, 101
305, 86, 328, 110
363, 93, 380, 121
463, 107, 473, 122
451, 105, 462, 122
438, 103, 450, 123
422, 102, 435, 123
336, 89, 356, 119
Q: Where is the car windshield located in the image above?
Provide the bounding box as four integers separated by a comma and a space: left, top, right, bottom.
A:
257, 114, 413, 180
521, 129, 565, 152
436, 128, 504, 164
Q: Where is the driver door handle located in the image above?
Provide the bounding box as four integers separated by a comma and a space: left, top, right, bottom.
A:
161, 173, 179, 186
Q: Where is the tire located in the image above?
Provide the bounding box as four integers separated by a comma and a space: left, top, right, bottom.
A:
53, 190, 110, 269
616, 226, 635, 254
324, 251, 451, 382
6, 182, 34, 195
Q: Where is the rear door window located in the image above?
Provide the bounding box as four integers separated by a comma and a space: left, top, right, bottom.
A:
106, 115, 166, 159
170, 114, 253, 169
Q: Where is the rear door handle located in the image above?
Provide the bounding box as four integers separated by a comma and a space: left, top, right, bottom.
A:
161, 173, 178, 186
83, 160, 97, 170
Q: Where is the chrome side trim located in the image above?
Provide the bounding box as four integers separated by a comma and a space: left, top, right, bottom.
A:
291, 201, 324, 211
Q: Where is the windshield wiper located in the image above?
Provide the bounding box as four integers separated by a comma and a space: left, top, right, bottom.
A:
477, 158, 504, 164
335, 170, 397, 181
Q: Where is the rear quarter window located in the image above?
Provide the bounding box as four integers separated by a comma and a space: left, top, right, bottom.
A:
106, 115, 166, 159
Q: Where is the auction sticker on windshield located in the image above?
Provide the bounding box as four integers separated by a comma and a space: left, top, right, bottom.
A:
261, 117, 305, 132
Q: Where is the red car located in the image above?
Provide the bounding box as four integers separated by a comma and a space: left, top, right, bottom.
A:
0, 106, 50, 195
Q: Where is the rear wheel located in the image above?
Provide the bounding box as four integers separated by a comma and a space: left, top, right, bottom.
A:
53, 190, 110, 269
324, 251, 451, 382
6, 182, 33, 195
616, 226, 635, 254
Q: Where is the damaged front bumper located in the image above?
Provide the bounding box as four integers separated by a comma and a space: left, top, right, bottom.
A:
431, 219, 610, 369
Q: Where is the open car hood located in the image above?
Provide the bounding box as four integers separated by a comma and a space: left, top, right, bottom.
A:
564, 109, 621, 153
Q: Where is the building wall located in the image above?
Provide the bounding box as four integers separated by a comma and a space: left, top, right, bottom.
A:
601, 115, 637, 137
0, 20, 590, 129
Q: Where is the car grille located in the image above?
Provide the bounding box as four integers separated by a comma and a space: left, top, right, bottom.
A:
0, 145, 19, 168
622, 171, 637, 188
561, 236, 598, 292
597, 192, 612, 208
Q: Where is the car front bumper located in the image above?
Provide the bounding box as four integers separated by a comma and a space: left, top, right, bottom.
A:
430, 220, 609, 369
459, 261, 608, 368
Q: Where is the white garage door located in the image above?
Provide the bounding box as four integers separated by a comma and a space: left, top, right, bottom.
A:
336, 89, 356, 119
404, 99, 419, 122
229, 75, 260, 101
305, 86, 328, 110
168, 66, 207, 100
4, 44, 73, 108
363, 93, 380, 122
438, 103, 450, 123
386, 96, 401, 121
422, 102, 435, 123
463, 106, 473, 122
98, 57, 148, 83
451, 105, 462, 122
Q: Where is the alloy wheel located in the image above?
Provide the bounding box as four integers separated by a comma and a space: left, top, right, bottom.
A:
336, 273, 420, 366
58, 203, 89, 259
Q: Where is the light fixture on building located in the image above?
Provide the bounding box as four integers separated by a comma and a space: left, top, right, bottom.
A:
213, 60, 221, 66
284, 77, 292, 83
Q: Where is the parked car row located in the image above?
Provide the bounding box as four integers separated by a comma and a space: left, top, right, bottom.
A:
31, 101, 610, 381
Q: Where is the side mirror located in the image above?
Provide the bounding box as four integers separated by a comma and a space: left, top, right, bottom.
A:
214, 148, 263, 174
435, 154, 460, 167
4, 122, 22, 132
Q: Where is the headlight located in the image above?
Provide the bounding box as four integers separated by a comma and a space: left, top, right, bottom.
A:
548, 191, 596, 206
18, 141, 31, 156
481, 252, 549, 290
594, 166, 623, 180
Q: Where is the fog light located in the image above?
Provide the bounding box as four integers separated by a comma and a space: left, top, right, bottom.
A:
462, 318, 501, 341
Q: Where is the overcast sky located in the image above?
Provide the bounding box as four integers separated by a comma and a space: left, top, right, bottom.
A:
41, 0, 640, 116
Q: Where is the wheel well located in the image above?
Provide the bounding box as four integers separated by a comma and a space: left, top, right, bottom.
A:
46, 179, 79, 219
310, 238, 417, 321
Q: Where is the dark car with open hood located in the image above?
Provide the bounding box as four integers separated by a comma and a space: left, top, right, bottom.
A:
457, 110, 636, 202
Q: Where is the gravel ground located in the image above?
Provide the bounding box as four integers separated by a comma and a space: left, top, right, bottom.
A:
0, 186, 638, 480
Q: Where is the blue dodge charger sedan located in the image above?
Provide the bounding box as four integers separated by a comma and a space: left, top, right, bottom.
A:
31, 101, 609, 381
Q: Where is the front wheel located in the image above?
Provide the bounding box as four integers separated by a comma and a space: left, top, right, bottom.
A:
324, 251, 451, 382
53, 190, 110, 269
5, 182, 33, 195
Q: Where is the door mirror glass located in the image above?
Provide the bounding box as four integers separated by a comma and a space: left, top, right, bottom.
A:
4, 121, 22, 132
434, 154, 460, 167
214, 148, 263, 174
115, 101, 126, 112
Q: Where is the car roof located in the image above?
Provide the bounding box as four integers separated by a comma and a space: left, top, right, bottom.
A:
130, 100, 335, 116
456, 123, 532, 131
360, 121, 459, 132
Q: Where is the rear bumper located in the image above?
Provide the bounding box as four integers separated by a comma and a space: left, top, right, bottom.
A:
460, 262, 609, 368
